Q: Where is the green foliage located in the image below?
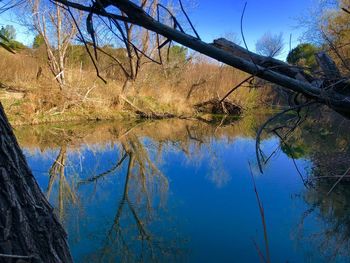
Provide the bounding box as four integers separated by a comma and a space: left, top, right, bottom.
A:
281, 142, 309, 159
0, 33, 15, 53
66, 45, 94, 68
167, 45, 188, 64
33, 34, 45, 48
66, 44, 128, 69
0, 25, 25, 52
7, 40, 26, 51
287, 43, 319, 70
0, 25, 16, 41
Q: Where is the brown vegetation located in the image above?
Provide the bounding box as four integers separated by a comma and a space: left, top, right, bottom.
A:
0, 45, 272, 125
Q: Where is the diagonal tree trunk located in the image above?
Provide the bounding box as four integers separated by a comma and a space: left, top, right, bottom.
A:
56, 0, 350, 116
0, 103, 72, 263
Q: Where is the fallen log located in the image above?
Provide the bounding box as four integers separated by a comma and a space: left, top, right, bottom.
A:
56, 0, 350, 116
212, 38, 315, 83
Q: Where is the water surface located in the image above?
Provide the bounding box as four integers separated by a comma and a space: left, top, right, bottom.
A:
16, 115, 350, 262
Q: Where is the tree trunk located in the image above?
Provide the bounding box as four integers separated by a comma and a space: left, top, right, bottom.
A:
122, 78, 134, 93
56, 0, 350, 116
0, 103, 72, 263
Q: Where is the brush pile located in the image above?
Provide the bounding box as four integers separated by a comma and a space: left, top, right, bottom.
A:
194, 98, 242, 115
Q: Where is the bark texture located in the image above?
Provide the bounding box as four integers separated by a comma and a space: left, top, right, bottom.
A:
0, 104, 72, 263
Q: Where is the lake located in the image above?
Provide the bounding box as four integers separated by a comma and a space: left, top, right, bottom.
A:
15, 114, 350, 262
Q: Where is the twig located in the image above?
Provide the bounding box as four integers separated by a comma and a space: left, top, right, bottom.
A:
0, 253, 34, 259
156, 4, 164, 65
178, 0, 201, 39
157, 3, 185, 33
249, 162, 270, 263
83, 39, 131, 78
67, 6, 107, 83
240, 2, 258, 71
256, 102, 317, 173
272, 130, 310, 188
342, 7, 350, 14
252, 238, 267, 263
51, 0, 133, 23
120, 95, 146, 113
327, 166, 350, 195
312, 175, 350, 179
78, 152, 128, 185
83, 85, 96, 102
105, 17, 162, 65
219, 75, 254, 103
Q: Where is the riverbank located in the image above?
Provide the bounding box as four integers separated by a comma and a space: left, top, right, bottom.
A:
1, 92, 193, 125
1, 87, 258, 125
0, 48, 275, 125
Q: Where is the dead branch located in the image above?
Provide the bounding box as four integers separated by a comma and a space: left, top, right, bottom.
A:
327, 167, 350, 195
249, 162, 270, 263
120, 95, 176, 119
55, 0, 350, 116
255, 102, 317, 173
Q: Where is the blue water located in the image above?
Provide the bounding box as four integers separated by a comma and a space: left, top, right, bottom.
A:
18, 119, 350, 263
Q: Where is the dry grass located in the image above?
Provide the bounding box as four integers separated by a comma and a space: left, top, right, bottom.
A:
0, 49, 39, 85
0, 48, 272, 125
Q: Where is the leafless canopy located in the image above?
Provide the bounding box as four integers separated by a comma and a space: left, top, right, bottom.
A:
255, 32, 284, 58
27, 0, 80, 88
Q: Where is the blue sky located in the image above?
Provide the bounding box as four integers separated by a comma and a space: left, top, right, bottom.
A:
0, 0, 315, 59
187, 0, 315, 59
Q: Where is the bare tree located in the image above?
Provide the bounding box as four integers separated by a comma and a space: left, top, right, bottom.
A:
119, 0, 158, 91
85, 0, 161, 92
255, 32, 284, 57
28, 0, 79, 89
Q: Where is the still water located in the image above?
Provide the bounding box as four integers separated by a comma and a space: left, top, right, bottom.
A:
15, 115, 350, 262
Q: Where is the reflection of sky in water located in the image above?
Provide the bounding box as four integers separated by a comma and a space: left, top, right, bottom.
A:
20, 123, 348, 263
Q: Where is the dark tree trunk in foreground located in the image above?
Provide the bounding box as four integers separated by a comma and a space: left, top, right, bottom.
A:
0, 104, 72, 263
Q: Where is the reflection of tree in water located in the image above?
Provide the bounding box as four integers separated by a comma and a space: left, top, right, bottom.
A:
79, 133, 186, 262
297, 183, 350, 262
100, 153, 180, 262
47, 145, 78, 221
297, 126, 350, 262
20, 118, 263, 261
184, 122, 232, 188
259, 108, 350, 262
28, 112, 350, 262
